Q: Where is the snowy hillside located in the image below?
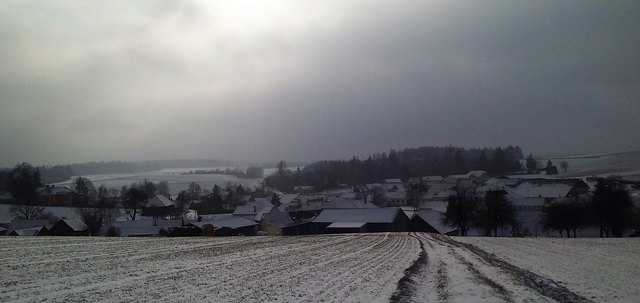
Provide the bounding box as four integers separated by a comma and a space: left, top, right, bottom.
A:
538, 150, 640, 179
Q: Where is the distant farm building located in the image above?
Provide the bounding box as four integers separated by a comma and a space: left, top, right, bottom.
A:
49, 218, 89, 236
312, 208, 409, 234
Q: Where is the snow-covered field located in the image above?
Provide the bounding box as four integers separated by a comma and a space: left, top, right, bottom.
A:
0, 234, 419, 302
51, 168, 262, 197
1, 234, 637, 302
456, 237, 640, 303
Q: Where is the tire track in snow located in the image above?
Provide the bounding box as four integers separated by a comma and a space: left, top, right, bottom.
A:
436, 235, 594, 303
390, 233, 428, 303
416, 233, 514, 303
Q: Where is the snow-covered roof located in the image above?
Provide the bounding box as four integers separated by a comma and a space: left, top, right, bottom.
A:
399, 206, 416, 218
313, 208, 402, 224
384, 179, 403, 184
466, 170, 488, 178
423, 176, 444, 182
424, 189, 455, 200
263, 207, 293, 228
193, 216, 257, 229
8, 219, 48, 233
327, 198, 378, 209
37, 185, 73, 195
199, 213, 234, 221
509, 182, 573, 198
279, 194, 299, 205
365, 183, 383, 191
233, 200, 273, 215
511, 197, 546, 207
298, 200, 324, 211
413, 209, 455, 234
146, 195, 175, 208
10, 227, 41, 236
419, 201, 448, 212
104, 219, 182, 236
327, 222, 366, 229
58, 218, 88, 232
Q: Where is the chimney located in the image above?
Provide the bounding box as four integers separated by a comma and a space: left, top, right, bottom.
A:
253, 205, 257, 213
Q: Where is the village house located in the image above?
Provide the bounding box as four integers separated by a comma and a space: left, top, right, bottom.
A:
37, 185, 74, 206
260, 207, 294, 235
233, 199, 274, 222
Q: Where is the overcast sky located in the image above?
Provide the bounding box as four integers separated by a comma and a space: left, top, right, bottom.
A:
1, 1, 639, 167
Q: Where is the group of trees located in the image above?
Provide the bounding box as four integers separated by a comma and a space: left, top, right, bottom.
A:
442, 178, 637, 238
265, 146, 524, 192
68, 159, 234, 176
1, 159, 238, 187
525, 154, 569, 175
543, 179, 636, 237
442, 188, 516, 236
190, 182, 271, 214
182, 166, 264, 179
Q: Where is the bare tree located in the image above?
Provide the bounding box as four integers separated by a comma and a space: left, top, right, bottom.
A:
442, 186, 478, 236
10, 204, 45, 220
8, 163, 44, 220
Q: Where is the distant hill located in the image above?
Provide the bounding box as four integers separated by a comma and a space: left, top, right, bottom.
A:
537, 150, 640, 178
68, 159, 235, 176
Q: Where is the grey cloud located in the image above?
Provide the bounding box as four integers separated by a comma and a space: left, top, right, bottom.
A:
0, 0, 639, 167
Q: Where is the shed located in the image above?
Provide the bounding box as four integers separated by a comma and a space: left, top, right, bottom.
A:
9, 227, 41, 236
7, 219, 48, 236
190, 214, 258, 236
410, 209, 457, 235
49, 218, 89, 236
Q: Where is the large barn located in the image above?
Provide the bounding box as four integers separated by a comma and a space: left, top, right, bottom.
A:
312, 208, 409, 234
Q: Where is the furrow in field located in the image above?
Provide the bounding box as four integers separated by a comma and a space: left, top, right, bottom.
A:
325, 234, 417, 303
158, 234, 376, 302
0, 237, 276, 297
12, 235, 359, 302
